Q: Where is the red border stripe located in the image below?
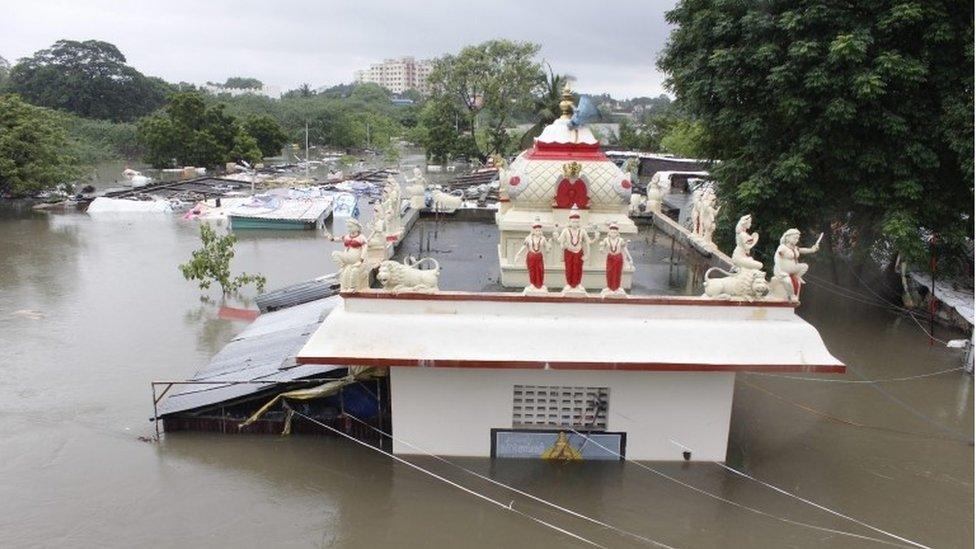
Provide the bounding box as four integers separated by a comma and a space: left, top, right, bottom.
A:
340, 290, 798, 308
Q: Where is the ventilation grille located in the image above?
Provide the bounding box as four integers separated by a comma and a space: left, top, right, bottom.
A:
512, 385, 609, 430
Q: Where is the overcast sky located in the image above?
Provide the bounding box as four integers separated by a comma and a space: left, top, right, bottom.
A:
1, 0, 677, 99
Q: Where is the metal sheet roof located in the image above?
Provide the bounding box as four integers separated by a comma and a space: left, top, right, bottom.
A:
158, 296, 342, 416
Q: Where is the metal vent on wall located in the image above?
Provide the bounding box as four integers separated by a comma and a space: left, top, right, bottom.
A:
512, 385, 609, 430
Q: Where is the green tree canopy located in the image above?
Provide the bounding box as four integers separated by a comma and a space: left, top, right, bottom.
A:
137, 92, 261, 168
428, 39, 542, 157
660, 0, 974, 266
223, 77, 263, 89
0, 55, 9, 87
243, 114, 288, 158
6, 40, 169, 122
0, 94, 80, 196
519, 64, 571, 150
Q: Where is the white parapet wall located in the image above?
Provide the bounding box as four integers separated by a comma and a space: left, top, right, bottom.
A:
390, 367, 735, 461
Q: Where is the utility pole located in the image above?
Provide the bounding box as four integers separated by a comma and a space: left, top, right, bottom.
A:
304, 120, 310, 179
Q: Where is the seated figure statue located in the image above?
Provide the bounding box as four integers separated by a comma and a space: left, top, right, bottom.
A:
731, 214, 764, 271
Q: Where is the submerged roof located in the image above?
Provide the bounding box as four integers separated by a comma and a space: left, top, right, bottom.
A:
297, 292, 845, 373
158, 297, 343, 416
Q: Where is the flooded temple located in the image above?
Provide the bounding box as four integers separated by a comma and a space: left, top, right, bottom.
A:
156, 87, 845, 463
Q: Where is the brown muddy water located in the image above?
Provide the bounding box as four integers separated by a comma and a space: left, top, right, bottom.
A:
0, 198, 972, 548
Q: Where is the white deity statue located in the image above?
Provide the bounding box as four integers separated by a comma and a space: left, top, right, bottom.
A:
405, 166, 428, 210
552, 210, 597, 293
325, 219, 369, 291
699, 190, 720, 248
770, 229, 823, 302
690, 189, 704, 236
732, 214, 764, 271
645, 173, 664, 214
368, 212, 387, 250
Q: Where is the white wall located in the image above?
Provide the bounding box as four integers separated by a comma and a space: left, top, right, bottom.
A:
390, 368, 735, 461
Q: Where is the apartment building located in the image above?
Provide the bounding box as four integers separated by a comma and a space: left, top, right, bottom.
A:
355, 57, 433, 95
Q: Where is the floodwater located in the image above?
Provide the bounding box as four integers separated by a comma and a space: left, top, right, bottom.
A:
0, 178, 972, 547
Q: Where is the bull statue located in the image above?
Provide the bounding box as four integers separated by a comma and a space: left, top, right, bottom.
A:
430, 189, 464, 213
376, 257, 441, 293
702, 267, 769, 300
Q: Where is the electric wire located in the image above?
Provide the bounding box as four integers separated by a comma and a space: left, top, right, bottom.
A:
340, 412, 676, 548
744, 366, 964, 383
739, 379, 971, 443
564, 428, 913, 548
286, 408, 606, 548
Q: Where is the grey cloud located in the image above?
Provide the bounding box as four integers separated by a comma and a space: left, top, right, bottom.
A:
0, 0, 676, 98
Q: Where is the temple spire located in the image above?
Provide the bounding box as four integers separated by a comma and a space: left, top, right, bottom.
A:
559, 84, 575, 119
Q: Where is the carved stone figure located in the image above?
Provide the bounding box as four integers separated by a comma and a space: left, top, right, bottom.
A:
629, 192, 646, 215
367, 204, 387, 249
431, 189, 464, 213
732, 214, 764, 271
645, 173, 663, 214
325, 219, 369, 291
702, 267, 770, 300
376, 257, 440, 293
513, 220, 551, 294
405, 167, 427, 210
690, 189, 704, 235
769, 229, 823, 302
699, 190, 720, 248
553, 209, 597, 293
598, 222, 633, 297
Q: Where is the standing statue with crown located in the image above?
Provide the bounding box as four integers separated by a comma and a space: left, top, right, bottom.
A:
553, 207, 598, 294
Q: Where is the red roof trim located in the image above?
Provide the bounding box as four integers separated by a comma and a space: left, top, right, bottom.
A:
296, 355, 845, 374
340, 290, 798, 308
526, 141, 607, 161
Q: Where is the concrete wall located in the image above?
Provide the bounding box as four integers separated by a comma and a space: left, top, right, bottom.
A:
390, 367, 735, 461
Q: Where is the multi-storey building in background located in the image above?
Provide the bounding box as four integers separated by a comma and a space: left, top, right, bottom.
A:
355, 57, 433, 95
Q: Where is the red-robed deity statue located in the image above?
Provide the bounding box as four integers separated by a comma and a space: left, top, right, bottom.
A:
553, 209, 597, 293
554, 161, 589, 209
514, 220, 551, 294
598, 221, 633, 296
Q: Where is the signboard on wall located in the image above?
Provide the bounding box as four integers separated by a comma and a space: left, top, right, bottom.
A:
491, 429, 625, 460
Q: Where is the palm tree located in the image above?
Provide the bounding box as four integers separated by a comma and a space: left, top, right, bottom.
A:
519, 63, 571, 150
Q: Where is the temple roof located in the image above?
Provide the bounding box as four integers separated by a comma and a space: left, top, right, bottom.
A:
535, 117, 599, 146
297, 292, 845, 373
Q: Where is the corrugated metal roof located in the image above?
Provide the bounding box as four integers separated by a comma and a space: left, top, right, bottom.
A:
158, 296, 342, 416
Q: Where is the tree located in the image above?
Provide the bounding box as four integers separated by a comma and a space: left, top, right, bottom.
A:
417, 96, 473, 164
244, 114, 288, 158
137, 92, 261, 168
179, 224, 266, 295
659, 0, 974, 267
6, 40, 168, 121
0, 94, 80, 196
659, 119, 705, 158
223, 77, 263, 90
519, 63, 570, 149
428, 40, 542, 157
0, 55, 9, 87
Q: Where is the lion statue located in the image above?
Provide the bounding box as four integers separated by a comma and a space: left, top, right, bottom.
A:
702, 267, 769, 300
376, 257, 440, 293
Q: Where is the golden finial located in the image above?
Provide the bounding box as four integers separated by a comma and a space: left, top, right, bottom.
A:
559, 84, 575, 119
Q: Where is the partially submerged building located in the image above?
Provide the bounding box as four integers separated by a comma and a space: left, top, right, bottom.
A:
156, 95, 844, 462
